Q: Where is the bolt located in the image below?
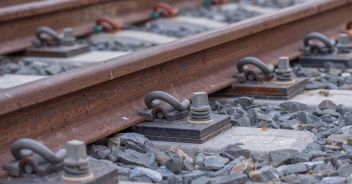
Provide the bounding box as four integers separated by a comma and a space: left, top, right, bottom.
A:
275, 57, 293, 81
62, 140, 94, 182
277, 57, 290, 70
337, 33, 351, 54
188, 92, 213, 123
338, 33, 350, 45
61, 27, 76, 46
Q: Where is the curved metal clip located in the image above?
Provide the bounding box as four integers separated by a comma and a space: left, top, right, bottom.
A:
138, 91, 190, 121
236, 57, 274, 82
95, 16, 123, 33
151, 2, 179, 19
34, 26, 76, 47
303, 32, 334, 55
35, 26, 63, 47
4, 138, 66, 177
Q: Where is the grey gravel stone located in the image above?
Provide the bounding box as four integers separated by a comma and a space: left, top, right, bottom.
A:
305, 81, 328, 90
279, 119, 300, 130
156, 166, 174, 178
318, 100, 338, 111
307, 150, 329, 161
195, 153, 206, 169
244, 0, 298, 8
320, 176, 347, 184
341, 125, 352, 134
165, 151, 183, 174
197, 154, 229, 170
230, 159, 255, 175
165, 174, 183, 184
230, 106, 251, 126
183, 157, 194, 172
268, 149, 299, 167
304, 161, 326, 170
325, 82, 339, 89
45, 63, 62, 75
171, 147, 194, 171
249, 166, 279, 182
117, 148, 158, 169
343, 114, 352, 125
119, 133, 149, 153
180, 6, 259, 23
129, 167, 163, 183
320, 114, 338, 123
1, 58, 81, 76
279, 101, 309, 112
108, 135, 121, 149
327, 134, 352, 146
294, 112, 321, 124
16, 67, 37, 75
211, 173, 247, 184
233, 97, 254, 108
139, 20, 210, 38
88, 145, 111, 160
203, 154, 230, 171
338, 164, 352, 177
181, 170, 207, 184
315, 109, 341, 117
116, 164, 131, 176
220, 144, 251, 160
277, 163, 308, 176
130, 176, 153, 183
223, 156, 247, 174
191, 176, 211, 184
312, 161, 334, 172
334, 159, 351, 168
282, 174, 318, 184
3, 63, 20, 72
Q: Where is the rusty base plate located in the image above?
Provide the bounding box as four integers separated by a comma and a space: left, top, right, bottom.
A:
218, 78, 307, 100
134, 113, 231, 144
0, 158, 117, 184
26, 44, 90, 58
299, 54, 352, 68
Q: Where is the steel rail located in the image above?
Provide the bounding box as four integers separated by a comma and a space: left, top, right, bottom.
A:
0, 0, 351, 176
0, 0, 195, 54
0, 0, 40, 8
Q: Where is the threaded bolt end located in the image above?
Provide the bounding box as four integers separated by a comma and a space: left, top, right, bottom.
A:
189, 92, 212, 123
275, 57, 293, 81
338, 33, 350, 45
61, 27, 76, 46
63, 140, 93, 179
337, 33, 351, 54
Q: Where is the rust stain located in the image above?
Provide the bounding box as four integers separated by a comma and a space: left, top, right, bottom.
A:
261, 127, 268, 131
319, 90, 330, 97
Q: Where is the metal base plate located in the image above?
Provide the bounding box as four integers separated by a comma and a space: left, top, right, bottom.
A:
0, 158, 117, 184
26, 44, 90, 58
299, 54, 352, 68
220, 78, 307, 100
134, 113, 231, 144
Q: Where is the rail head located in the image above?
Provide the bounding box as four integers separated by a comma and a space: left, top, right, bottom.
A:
0, 0, 112, 23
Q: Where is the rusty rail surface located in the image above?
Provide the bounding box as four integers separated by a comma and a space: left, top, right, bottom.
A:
0, 0, 351, 176
0, 0, 194, 54
0, 0, 40, 8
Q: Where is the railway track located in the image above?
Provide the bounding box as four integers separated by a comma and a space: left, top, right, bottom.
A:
0, 0, 352, 181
